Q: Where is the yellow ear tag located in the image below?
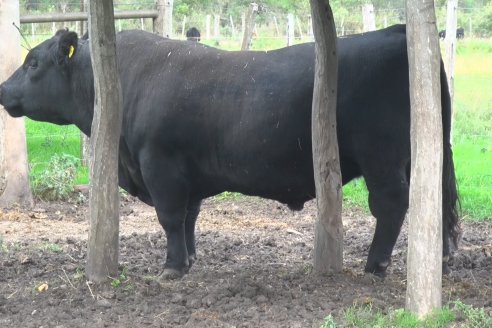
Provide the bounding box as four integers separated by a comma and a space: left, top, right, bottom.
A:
68, 45, 75, 59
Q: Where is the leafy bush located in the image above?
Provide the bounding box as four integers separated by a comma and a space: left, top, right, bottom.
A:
476, 3, 492, 37
30, 154, 79, 201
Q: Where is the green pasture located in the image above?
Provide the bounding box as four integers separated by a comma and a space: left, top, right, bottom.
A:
22, 37, 492, 220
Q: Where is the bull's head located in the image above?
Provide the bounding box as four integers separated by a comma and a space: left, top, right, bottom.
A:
0, 30, 92, 132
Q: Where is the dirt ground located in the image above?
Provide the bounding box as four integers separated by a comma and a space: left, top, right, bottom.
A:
0, 194, 491, 327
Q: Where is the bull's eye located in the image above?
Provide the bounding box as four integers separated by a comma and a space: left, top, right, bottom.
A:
28, 59, 38, 69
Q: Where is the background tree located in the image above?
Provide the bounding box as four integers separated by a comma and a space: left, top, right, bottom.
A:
0, 0, 33, 208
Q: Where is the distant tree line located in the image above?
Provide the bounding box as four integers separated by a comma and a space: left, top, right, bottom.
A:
19, 0, 492, 37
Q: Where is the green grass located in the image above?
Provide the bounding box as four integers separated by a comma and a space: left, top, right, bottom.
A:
319, 301, 491, 327
21, 38, 492, 220
25, 119, 89, 185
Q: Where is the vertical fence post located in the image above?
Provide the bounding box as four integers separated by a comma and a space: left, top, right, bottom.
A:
273, 15, 280, 36
296, 16, 304, 40
230, 15, 236, 38
214, 14, 220, 38
206, 14, 211, 39
307, 15, 314, 41
155, 0, 172, 37
362, 4, 376, 32
240, 13, 245, 39
445, 0, 458, 142
241, 3, 258, 50
287, 13, 294, 46
181, 15, 186, 38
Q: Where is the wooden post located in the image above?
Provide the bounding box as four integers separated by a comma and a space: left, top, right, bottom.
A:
214, 14, 220, 38
241, 3, 258, 50
181, 15, 186, 38
0, 0, 33, 208
309, 0, 342, 274
206, 14, 211, 39
287, 13, 295, 46
362, 4, 376, 32
86, 0, 122, 283
406, 0, 443, 317
445, 0, 458, 141
154, 0, 173, 37
230, 15, 236, 38
296, 16, 304, 40
273, 15, 280, 36
308, 15, 314, 41
241, 13, 245, 38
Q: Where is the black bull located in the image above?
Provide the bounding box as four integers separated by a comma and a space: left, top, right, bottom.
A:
0, 24, 459, 279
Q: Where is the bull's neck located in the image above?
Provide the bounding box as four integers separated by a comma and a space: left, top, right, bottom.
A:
69, 40, 95, 137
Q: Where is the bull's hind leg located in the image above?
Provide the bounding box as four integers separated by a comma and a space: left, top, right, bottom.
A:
364, 169, 409, 276
185, 200, 202, 271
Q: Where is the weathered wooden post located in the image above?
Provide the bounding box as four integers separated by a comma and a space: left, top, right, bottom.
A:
230, 15, 236, 38
287, 13, 295, 46
206, 14, 211, 39
445, 0, 458, 141
406, 0, 443, 317
273, 15, 280, 36
86, 0, 122, 283
362, 3, 376, 32
181, 15, 186, 38
214, 14, 220, 38
0, 0, 33, 208
310, 0, 342, 274
296, 16, 304, 40
155, 0, 173, 37
241, 3, 258, 50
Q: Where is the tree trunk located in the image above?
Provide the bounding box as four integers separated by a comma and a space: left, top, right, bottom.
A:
86, 0, 122, 283
0, 0, 33, 208
309, 0, 343, 274
405, 0, 443, 317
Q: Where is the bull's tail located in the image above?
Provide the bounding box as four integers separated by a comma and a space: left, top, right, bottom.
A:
440, 62, 461, 251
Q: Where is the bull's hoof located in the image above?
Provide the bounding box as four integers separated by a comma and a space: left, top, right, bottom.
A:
159, 268, 185, 280
364, 260, 390, 278
186, 254, 196, 273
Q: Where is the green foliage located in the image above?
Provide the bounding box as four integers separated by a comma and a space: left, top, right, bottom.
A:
342, 304, 455, 328
30, 153, 79, 201
40, 242, 63, 253
320, 315, 337, 328
452, 300, 492, 328
111, 267, 129, 288
476, 3, 492, 37
214, 191, 242, 201
0, 235, 7, 253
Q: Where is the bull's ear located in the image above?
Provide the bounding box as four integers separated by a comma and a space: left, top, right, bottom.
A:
56, 31, 78, 65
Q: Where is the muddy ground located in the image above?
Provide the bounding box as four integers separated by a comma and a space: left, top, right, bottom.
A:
0, 194, 491, 327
